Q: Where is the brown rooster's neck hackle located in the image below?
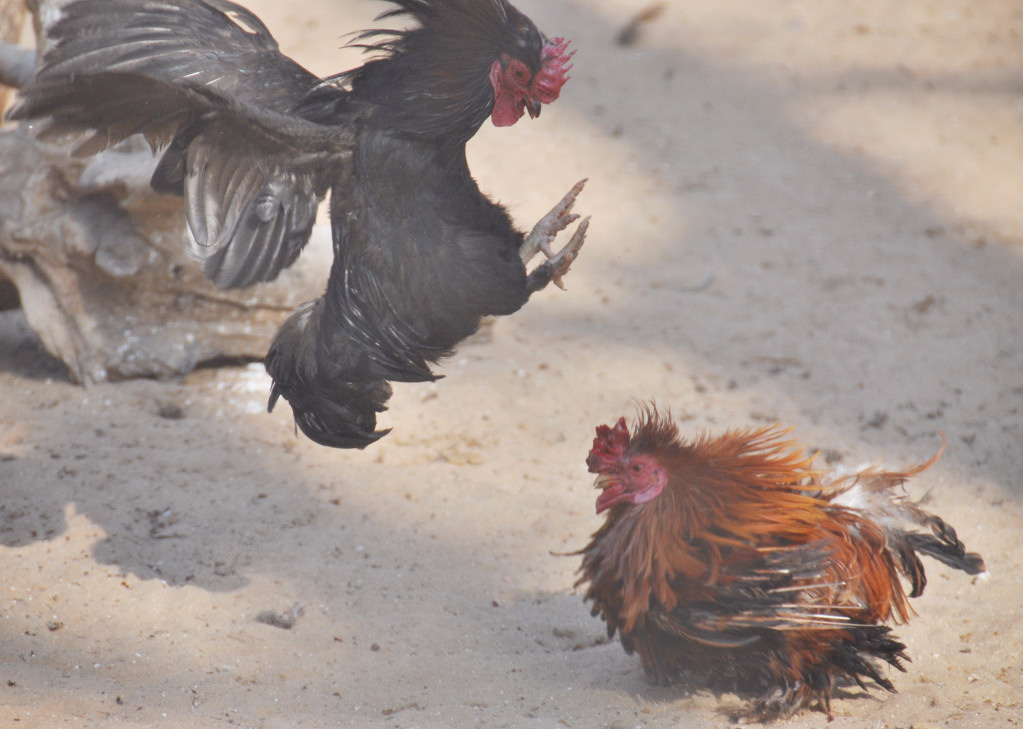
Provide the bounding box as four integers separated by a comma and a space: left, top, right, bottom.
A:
612, 408, 830, 544
586, 417, 833, 631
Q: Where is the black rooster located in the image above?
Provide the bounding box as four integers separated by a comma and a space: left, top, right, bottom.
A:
8, 0, 587, 447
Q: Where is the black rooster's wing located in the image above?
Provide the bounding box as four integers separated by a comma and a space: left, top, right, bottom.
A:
8, 0, 354, 288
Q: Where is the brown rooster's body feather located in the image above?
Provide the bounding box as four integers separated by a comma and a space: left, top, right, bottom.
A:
577, 405, 984, 720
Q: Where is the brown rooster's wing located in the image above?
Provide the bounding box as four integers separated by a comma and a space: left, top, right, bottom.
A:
8, 0, 353, 288
654, 542, 874, 648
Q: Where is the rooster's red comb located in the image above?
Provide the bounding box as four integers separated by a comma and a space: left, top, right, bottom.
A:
530, 37, 573, 104
587, 417, 631, 473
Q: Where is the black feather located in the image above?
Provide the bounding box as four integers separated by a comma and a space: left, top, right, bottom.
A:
317, 0, 545, 144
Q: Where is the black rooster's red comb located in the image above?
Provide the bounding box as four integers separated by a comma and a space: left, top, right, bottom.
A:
587, 416, 631, 473
530, 37, 573, 104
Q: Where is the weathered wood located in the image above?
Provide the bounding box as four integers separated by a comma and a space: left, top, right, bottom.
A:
0, 42, 33, 90
0, 0, 330, 384
0, 129, 326, 383
0, 0, 31, 312
0, 0, 26, 111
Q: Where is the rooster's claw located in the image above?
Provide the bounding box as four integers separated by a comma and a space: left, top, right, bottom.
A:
522, 179, 589, 293
520, 178, 587, 263
526, 215, 589, 293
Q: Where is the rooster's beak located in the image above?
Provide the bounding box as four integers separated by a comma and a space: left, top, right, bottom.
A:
594, 475, 626, 514
525, 97, 542, 119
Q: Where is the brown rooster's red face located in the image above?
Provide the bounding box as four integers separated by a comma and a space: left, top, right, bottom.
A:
489, 37, 573, 127
587, 417, 668, 513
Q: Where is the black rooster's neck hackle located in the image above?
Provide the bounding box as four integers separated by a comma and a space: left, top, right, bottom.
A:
329, 0, 546, 144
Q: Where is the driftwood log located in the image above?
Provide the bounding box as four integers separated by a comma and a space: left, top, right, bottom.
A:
0, 0, 324, 383
0, 0, 25, 99
0, 0, 26, 309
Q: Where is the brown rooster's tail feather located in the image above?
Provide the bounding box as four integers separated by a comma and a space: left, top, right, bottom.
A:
830, 455, 985, 599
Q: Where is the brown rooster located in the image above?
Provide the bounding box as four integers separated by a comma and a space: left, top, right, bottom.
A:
576, 405, 985, 720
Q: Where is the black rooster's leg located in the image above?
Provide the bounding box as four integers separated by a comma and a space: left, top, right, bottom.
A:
526, 215, 589, 293
520, 178, 587, 264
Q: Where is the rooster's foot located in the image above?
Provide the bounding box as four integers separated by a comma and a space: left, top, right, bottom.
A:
525, 214, 589, 293
520, 178, 587, 265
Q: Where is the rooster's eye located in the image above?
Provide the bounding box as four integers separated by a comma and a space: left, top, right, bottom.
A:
630, 463, 643, 474
513, 67, 529, 82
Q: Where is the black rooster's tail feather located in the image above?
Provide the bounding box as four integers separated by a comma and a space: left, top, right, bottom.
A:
264, 299, 404, 449
267, 378, 391, 450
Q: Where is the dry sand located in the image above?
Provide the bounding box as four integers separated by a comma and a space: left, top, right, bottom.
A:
1, 0, 1021, 727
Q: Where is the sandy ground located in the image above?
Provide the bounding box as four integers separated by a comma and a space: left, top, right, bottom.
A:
2, 0, 1022, 727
